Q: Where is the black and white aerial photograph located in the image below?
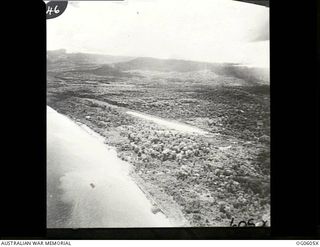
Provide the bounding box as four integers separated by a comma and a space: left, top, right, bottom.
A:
47, 0, 270, 228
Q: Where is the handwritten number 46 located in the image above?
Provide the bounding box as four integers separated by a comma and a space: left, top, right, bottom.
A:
46, 6, 60, 15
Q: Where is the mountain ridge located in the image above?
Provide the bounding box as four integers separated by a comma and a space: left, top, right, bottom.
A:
47, 50, 269, 83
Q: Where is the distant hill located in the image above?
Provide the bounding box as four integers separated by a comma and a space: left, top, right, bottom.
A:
47, 50, 269, 84
114, 57, 222, 72
47, 50, 134, 65
114, 57, 269, 84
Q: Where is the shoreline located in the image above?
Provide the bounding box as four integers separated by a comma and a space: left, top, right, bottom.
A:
64, 108, 189, 227
47, 106, 177, 227
48, 100, 270, 227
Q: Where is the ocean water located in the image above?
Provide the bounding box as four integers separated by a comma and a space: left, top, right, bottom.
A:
47, 106, 171, 228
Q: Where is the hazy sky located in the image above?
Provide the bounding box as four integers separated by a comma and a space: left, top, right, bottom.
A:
47, 0, 269, 68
